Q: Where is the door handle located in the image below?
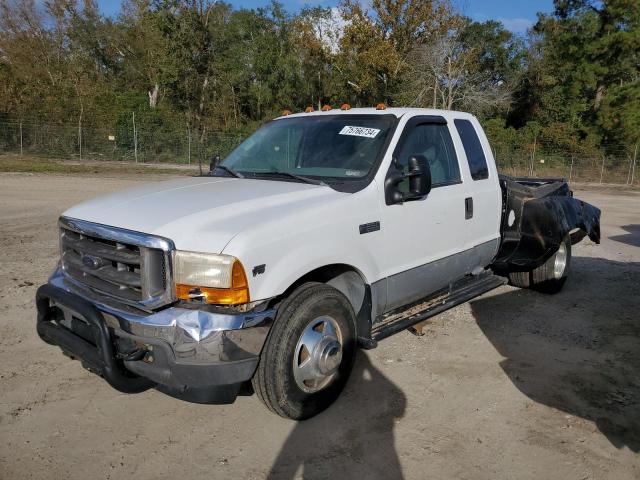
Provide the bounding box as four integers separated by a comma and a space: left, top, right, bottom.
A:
465, 197, 473, 219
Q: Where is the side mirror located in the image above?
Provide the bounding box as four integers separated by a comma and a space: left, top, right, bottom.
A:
209, 154, 221, 172
384, 154, 432, 205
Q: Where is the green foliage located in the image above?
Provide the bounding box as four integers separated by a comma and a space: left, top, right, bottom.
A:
0, 155, 193, 175
508, 0, 639, 153
459, 19, 525, 86
0, 0, 637, 159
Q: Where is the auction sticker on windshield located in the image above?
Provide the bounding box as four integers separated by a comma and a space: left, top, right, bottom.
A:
338, 126, 380, 138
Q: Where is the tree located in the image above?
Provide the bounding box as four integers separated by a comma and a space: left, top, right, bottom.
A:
335, 1, 401, 105
399, 20, 516, 116
523, 0, 640, 148
336, 0, 461, 106
290, 7, 340, 109
0, 0, 636, 160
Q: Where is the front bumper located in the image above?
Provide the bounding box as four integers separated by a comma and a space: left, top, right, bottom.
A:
36, 269, 275, 404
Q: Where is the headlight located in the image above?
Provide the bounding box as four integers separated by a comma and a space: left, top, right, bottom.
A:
173, 251, 249, 305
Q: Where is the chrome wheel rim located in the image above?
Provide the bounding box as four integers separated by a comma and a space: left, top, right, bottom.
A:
293, 315, 343, 393
553, 242, 568, 279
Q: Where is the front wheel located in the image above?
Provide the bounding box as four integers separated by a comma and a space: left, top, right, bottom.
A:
509, 234, 572, 294
252, 283, 357, 420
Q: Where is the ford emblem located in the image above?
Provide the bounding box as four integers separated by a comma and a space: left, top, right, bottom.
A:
82, 255, 103, 270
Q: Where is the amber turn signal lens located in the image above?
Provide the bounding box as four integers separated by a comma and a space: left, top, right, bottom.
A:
176, 260, 249, 305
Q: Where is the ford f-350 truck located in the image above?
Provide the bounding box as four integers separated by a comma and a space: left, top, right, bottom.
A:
36, 107, 601, 420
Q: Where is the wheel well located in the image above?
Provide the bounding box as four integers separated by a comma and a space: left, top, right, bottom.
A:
270, 264, 372, 338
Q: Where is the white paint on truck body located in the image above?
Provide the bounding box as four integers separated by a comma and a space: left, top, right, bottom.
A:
62, 108, 503, 305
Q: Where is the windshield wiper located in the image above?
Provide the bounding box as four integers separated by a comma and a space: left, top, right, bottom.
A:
214, 165, 244, 178
263, 169, 328, 187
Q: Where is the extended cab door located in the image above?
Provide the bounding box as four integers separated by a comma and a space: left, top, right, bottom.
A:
378, 116, 471, 313
452, 117, 502, 266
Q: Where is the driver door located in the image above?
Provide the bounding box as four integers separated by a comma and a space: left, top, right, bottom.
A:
379, 116, 470, 312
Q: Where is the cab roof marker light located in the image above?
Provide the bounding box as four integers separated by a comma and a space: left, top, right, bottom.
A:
321, 105, 332, 111
340, 103, 351, 110
376, 103, 387, 110
281, 109, 292, 116
305, 106, 314, 113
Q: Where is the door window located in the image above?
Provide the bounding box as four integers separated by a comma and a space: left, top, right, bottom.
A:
394, 123, 461, 187
454, 119, 489, 180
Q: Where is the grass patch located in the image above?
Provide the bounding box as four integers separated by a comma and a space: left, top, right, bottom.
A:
0, 155, 197, 175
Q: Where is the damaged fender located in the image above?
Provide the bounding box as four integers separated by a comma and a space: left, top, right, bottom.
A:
492, 177, 601, 272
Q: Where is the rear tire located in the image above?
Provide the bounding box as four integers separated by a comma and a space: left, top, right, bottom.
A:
252, 283, 357, 420
509, 235, 571, 294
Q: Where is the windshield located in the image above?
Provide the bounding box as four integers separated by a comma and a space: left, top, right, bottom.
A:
220, 115, 396, 180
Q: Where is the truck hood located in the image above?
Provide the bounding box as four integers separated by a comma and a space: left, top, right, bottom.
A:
63, 176, 346, 253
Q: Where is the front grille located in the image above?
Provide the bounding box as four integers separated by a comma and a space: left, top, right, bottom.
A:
59, 217, 173, 309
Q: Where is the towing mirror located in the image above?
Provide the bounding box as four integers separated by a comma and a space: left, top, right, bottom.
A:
384, 154, 432, 205
209, 154, 221, 172
407, 155, 431, 198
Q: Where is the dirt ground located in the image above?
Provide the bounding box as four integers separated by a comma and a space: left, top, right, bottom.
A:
0, 173, 638, 480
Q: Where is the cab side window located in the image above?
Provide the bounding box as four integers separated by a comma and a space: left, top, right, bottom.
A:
395, 123, 461, 187
454, 119, 489, 180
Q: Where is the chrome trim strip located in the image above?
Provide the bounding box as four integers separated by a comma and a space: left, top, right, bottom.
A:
59, 216, 176, 309
59, 216, 175, 251
50, 266, 151, 315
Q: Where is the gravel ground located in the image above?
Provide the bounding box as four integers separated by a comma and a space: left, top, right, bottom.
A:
0, 173, 638, 480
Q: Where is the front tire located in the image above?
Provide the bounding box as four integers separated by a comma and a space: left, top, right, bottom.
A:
252, 283, 357, 420
509, 235, 572, 294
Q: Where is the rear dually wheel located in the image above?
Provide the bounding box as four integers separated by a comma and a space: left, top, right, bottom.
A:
509, 234, 572, 294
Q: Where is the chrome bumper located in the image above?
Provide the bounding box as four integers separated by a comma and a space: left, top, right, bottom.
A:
42, 268, 276, 403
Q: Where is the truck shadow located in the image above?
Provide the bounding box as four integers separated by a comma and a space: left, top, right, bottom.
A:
609, 224, 640, 248
471, 256, 640, 452
267, 352, 406, 480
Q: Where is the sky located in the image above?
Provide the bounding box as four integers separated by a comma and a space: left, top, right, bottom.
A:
96, 0, 555, 34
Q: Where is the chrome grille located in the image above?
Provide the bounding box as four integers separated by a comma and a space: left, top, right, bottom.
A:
59, 217, 174, 309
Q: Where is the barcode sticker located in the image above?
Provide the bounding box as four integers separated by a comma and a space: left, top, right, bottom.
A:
338, 126, 380, 138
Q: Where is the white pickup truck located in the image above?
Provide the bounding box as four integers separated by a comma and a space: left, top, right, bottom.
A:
36, 107, 601, 419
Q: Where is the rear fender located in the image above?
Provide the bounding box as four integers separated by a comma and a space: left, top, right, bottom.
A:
494, 192, 600, 271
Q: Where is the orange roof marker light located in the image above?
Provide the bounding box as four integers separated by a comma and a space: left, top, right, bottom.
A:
376, 103, 387, 110
305, 106, 314, 113
281, 109, 292, 116
340, 103, 351, 110
321, 105, 332, 111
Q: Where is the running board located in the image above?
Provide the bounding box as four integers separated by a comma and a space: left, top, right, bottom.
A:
371, 273, 507, 342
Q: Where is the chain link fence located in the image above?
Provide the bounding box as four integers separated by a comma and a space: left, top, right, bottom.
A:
1, 119, 638, 185
0, 120, 243, 166
492, 145, 638, 186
